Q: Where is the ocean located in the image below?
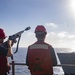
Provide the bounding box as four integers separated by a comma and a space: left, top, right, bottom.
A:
8, 47, 74, 75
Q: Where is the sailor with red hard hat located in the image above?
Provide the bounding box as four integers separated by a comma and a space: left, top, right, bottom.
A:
34, 25, 47, 33
26, 25, 57, 75
0, 28, 7, 39
0, 28, 13, 75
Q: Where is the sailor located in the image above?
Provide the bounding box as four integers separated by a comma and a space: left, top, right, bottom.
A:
0, 28, 13, 75
26, 25, 57, 75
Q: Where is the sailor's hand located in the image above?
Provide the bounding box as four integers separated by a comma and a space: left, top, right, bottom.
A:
7, 64, 11, 74
7, 40, 14, 47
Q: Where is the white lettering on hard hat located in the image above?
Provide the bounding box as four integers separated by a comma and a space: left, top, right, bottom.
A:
30, 44, 48, 49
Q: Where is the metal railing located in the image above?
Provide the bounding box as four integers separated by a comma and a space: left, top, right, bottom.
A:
10, 60, 26, 75
10, 60, 75, 75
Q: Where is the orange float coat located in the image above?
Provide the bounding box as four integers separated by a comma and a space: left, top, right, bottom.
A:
26, 41, 56, 75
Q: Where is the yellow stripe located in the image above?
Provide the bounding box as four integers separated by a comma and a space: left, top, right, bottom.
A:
30, 44, 48, 49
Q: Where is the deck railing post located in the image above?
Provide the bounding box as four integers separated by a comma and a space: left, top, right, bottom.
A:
12, 60, 15, 75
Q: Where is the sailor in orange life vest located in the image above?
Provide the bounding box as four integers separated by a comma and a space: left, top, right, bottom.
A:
0, 28, 13, 75
26, 25, 57, 75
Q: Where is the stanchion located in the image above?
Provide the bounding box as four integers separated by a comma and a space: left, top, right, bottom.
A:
11, 55, 15, 75
12, 60, 15, 75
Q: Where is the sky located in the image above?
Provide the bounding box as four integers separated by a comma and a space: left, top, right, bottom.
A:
0, 0, 75, 49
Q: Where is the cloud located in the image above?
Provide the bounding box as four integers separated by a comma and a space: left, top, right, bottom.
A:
57, 31, 68, 38
68, 35, 75, 38
47, 32, 56, 37
21, 30, 75, 48
46, 31, 75, 48
26, 32, 34, 36
45, 22, 58, 28
46, 31, 68, 39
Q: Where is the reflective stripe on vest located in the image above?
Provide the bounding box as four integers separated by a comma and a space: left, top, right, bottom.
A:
30, 44, 48, 49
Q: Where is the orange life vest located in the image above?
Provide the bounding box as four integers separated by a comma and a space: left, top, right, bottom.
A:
27, 42, 53, 75
0, 56, 10, 74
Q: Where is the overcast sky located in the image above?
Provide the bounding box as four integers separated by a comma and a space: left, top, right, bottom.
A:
0, 0, 75, 49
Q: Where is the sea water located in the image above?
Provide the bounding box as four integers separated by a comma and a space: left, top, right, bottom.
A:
8, 47, 73, 75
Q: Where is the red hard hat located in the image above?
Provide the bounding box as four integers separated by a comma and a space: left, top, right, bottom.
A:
35, 25, 47, 34
0, 28, 6, 39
